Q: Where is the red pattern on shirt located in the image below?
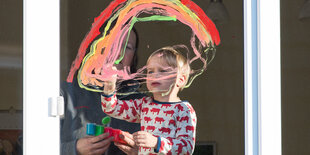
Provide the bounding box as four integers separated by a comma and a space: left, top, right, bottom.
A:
146, 126, 155, 132
101, 96, 196, 154
163, 110, 174, 117
158, 127, 171, 134
142, 107, 149, 115
154, 117, 165, 124
150, 108, 160, 115
143, 117, 152, 123
161, 104, 172, 108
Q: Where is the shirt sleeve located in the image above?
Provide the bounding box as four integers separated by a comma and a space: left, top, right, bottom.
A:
101, 93, 149, 123
157, 103, 197, 155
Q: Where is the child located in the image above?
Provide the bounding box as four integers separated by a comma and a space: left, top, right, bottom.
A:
101, 46, 197, 154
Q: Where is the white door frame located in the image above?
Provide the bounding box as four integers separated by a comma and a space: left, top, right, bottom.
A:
23, 0, 60, 154
244, 0, 282, 155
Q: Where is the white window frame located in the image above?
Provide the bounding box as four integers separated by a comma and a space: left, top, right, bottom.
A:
23, 0, 60, 154
24, 0, 281, 154
244, 0, 281, 155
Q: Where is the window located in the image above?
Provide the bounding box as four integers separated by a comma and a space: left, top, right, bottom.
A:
23, 0, 286, 155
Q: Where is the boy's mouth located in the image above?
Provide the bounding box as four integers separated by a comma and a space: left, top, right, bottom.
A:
151, 82, 161, 87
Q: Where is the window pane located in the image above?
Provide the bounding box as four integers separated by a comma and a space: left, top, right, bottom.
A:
61, 0, 244, 154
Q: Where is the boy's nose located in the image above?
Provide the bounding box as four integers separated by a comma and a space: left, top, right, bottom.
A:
154, 72, 161, 78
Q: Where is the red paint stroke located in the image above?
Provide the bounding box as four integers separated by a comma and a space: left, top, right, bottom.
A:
67, 0, 127, 82
180, 0, 220, 45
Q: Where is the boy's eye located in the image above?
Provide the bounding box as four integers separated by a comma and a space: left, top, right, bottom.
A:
160, 69, 168, 73
147, 70, 154, 74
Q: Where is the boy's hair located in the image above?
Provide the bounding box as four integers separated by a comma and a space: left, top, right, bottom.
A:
147, 46, 191, 89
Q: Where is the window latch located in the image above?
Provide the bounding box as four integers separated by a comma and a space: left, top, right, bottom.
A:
48, 96, 64, 117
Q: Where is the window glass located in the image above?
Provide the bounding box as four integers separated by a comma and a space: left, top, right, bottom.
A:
61, 0, 244, 154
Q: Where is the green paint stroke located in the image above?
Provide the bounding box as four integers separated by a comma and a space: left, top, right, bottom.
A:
115, 15, 177, 64
184, 47, 216, 88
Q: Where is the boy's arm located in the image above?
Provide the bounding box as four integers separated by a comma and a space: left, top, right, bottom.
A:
101, 92, 149, 123
101, 72, 139, 122
156, 104, 197, 155
102, 72, 117, 95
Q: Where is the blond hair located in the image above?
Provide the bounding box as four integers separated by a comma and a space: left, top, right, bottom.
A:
147, 46, 190, 89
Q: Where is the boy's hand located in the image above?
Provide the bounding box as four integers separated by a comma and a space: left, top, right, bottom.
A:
132, 131, 158, 148
103, 67, 117, 95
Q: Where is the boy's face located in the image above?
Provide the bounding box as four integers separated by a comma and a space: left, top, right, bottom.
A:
146, 55, 179, 94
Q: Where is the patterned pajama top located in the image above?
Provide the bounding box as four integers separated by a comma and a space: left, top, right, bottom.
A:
101, 94, 197, 155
